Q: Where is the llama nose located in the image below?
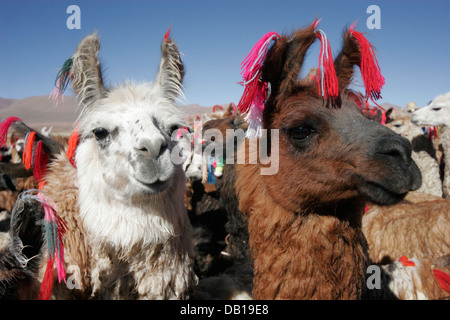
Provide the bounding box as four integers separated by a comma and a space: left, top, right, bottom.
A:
375, 135, 412, 166
135, 136, 167, 159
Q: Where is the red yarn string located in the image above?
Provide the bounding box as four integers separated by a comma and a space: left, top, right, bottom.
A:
0, 117, 21, 147
38, 256, 55, 300
433, 269, 450, 293
315, 30, 339, 101
33, 140, 49, 182
349, 23, 385, 103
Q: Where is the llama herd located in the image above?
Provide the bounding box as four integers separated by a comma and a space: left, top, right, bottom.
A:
0, 21, 449, 300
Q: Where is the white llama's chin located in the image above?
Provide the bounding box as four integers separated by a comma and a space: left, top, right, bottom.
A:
134, 176, 171, 194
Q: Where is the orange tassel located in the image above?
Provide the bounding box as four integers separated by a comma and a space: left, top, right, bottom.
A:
22, 131, 36, 170
66, 127, 79, 168
399, 256, 416, 267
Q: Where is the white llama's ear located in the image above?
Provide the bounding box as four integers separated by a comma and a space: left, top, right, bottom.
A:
155, 30, 185, 102
71, 32, 106, 109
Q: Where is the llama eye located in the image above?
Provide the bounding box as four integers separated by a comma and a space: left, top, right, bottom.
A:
168, 124, 180, 136
93, 128, 109, 140
288, 126, 314, 141
432, 107, 441, 111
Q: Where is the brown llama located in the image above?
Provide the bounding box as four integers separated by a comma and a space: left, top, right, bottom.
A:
234, 22, 422, 299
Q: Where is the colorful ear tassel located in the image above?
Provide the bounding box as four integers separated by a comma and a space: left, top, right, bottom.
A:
50, 57, 74, 105
314, 29, 339, 101
237, 31, 280, 138
66, 126, 80, 168
349, 22, 385, 103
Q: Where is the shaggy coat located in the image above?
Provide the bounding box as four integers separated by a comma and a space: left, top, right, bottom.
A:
10, 32, 198, 299
363, 196, 450, 265
235, 23, 421, 300
411, 92, 450, 197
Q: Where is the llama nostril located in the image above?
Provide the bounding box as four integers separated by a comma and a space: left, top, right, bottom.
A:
376, 136, 412, 166
136, 137, 167, 159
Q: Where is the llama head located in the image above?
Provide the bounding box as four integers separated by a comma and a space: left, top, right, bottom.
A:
411, 92, 450, 127
70, 32, 187, 205
386, 110, 423, 141
243, 23, 421, 212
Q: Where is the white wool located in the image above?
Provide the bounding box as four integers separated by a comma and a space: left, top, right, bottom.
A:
76, 83, 188, 250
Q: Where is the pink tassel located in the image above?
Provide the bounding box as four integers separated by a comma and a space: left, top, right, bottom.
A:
175, 127, 189, 139
349, 22, 385, 102
0, 117, 21, 147
315, 29, 339, 101
238, 31, 280, 138
36, 192, 67, 300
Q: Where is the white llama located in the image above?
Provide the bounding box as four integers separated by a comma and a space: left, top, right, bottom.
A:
412, 92, 450, 197
386, 109, 442, 197
27, 31, 197, 299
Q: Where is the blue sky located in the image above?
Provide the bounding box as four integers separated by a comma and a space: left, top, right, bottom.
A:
0, 0, 449, 108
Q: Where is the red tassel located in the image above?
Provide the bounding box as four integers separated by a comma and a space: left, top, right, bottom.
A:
0, 117, 21, 147
433, 269, 450, 293
213, 105, 223, 113
66, 127, 79, 168
22, 131, 36, 170
349, 23, 385, 102
33, 141, 49, 182
315, 30, 339, 101
164, 26, 172, 42
38, 256, 55, 300
237, 31, 280, 117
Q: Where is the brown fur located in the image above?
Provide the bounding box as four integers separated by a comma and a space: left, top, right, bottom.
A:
235, 23, 421, 300
40, 153, 92, 299
363, 196, 450, 264
236, 142, 369, 299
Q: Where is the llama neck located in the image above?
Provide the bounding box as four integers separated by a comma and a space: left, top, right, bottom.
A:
238, 166, 369, 299
78, 169, 190, 251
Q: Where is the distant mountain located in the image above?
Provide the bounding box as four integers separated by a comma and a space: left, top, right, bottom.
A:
0, 95, 222, 133
0, 97, 16, 109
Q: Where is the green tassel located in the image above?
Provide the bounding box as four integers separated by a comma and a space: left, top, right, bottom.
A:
54, 57, 73, 96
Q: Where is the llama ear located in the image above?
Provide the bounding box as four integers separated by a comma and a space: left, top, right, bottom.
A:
333, 30, 361, 93
334, 24, 385, 101
70, 32, 107, 109
155, 29, 185, 102
262, 24, 317, 104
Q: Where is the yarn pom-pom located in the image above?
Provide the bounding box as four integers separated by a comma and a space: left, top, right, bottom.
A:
349, 22, 385, 102
238, 31, 280, 138
0, 117, 21, 148
315, 29, 339, 101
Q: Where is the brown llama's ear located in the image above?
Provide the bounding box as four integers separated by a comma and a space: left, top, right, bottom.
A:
334, 25, 385, 100
70, 32, 107, 110
261, 25, 317, 104
333, 30, 361, 93
155, 29, 185, 102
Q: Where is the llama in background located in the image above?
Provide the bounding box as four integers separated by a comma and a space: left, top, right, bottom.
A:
412, 92, 450, 197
